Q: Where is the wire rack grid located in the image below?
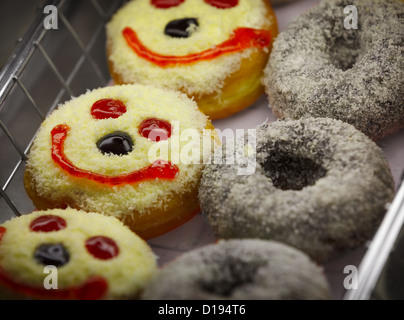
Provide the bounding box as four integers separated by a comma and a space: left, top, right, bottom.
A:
0, 0, 127, 222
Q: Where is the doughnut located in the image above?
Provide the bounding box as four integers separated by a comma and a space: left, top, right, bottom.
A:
24, 84, 218, 239
263, 0, 404, 140
198, 117, 395, 262
0, 209, 157, 300
141, 239, 331, 300
106, 0, 278, 120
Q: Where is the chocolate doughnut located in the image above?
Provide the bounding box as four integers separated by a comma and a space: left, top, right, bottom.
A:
141, 239, 331, 300
263, 0, 404, 140
198, 118, 395, 262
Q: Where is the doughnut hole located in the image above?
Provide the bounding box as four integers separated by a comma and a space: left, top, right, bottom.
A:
324, 20, 362, 71
199, 260, 264, 297
262, 150, 327, 191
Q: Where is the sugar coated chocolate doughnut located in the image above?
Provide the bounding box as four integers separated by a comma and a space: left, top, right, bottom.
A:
198, 118, 395, 262
263, 0, 404, 140
106, 0, 278, 119
24, 84, 218, 239
0, 209, 157, 299
141, 239, 331, 300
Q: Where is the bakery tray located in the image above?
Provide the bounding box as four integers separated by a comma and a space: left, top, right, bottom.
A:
0, 0, 403, 300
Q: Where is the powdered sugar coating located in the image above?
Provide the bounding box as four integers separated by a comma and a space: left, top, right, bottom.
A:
263, 0, 404, 140
141, 239, 331, 300
199, 118, 395, 262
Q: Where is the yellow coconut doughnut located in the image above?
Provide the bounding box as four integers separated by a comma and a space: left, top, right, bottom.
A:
24, 84, 218, 239
0, 209, 157, 300
106, 0, 278, 120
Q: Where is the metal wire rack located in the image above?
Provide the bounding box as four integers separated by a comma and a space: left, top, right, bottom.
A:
0, 0, 126, 222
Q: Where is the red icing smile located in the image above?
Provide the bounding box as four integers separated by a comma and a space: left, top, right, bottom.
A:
122, 27, 271, 67
0, 227, 6, 242
0, 269, 108, 300
51, 124, 179, 186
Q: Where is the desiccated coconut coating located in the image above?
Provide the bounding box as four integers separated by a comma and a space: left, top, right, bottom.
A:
141, 239, 331, 300
198, 118, 395, 262
263, 0, 404, 140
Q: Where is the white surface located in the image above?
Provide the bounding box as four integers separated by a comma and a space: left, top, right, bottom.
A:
148, 0, 404, 300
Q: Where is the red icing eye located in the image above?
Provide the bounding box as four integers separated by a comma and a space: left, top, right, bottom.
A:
86, 236, 119, 260
0, 227, 6, 242
151, 0, 185, 8
139, 118, 172, 142
91, 99, 127, 120
30, 215, 67, 232
204, 0, 238, 8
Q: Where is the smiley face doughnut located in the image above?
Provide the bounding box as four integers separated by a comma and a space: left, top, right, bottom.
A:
24, 84, 217, 239
0, 209, 157, 300
106, 0, 278, 120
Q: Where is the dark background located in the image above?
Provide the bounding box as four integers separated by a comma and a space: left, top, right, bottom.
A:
0, 0, 46, 69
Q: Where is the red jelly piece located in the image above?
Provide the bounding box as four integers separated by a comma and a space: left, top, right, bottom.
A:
0, 266, 108, 300
30, 215, 67, 232
151, 0, 185, 8
148, 159, 180, 179
0, 227, 6, 242
122, 27, 271, 67
85, 236, 119, 260
73, 276, 109, 300
91, 99, 127, 120
139, 118, 172, 142
204, 0, 238, 9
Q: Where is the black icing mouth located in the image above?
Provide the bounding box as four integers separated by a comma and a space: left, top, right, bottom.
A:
164, 17, 199, 38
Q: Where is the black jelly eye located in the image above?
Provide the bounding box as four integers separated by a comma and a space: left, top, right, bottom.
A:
34, 243, 70, 267
164, 18, 199, 38
97, 131, 134, 156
